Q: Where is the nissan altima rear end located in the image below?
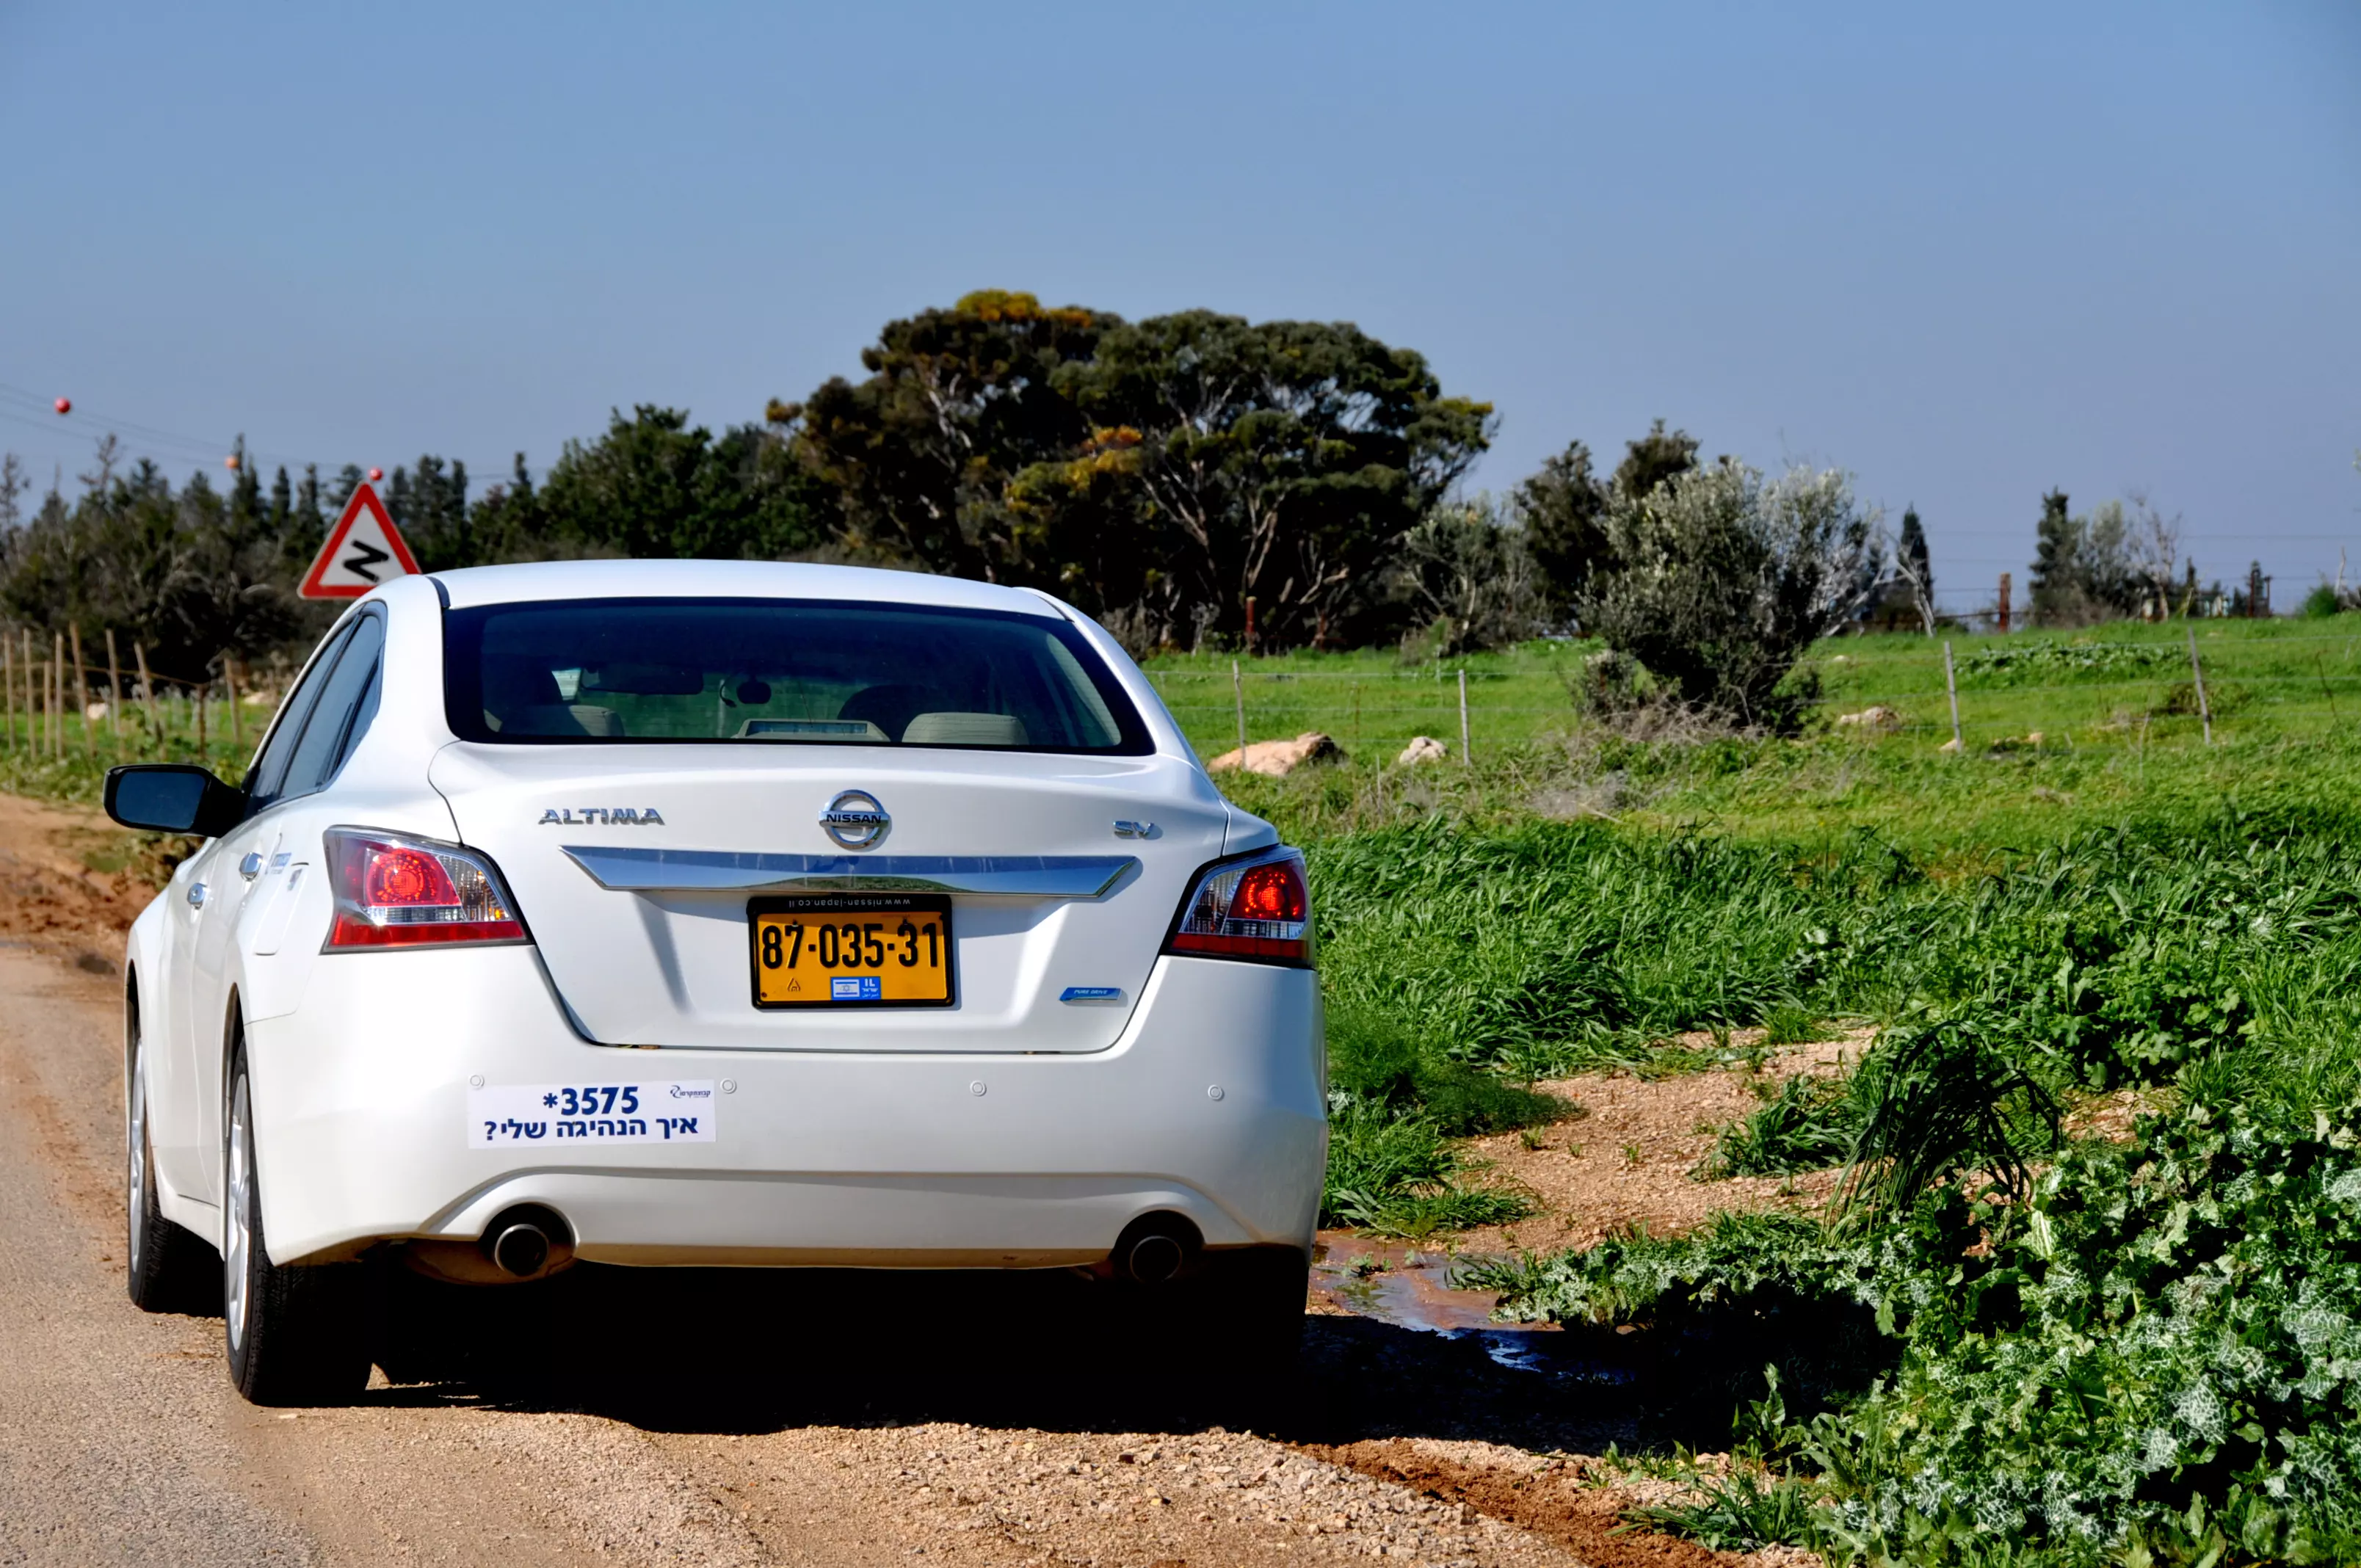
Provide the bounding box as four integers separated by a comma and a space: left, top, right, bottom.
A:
109, 561, 1326, 1404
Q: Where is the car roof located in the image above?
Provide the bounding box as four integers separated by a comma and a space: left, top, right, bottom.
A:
428, 559, 1064, 618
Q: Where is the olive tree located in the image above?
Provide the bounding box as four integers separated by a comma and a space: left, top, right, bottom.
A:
1578, 462, 1883, 727
1393, 494, 1548, 656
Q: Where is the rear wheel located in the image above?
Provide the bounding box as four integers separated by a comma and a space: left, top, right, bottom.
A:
1114, 1247, 1306, 1419
1195, 1247, 1309, 1382
223, 1045, 369, 1405
126, 989, 215, 1313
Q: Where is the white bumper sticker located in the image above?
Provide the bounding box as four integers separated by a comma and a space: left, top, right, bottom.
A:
469, 1081, 717, 1148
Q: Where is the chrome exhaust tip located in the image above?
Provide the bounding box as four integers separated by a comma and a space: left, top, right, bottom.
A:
1111, 1213, 1201, 1285
476, 1205, 573, 1281
490, 1222, 551, 1278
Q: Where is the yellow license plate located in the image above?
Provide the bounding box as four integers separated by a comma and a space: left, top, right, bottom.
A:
749, 895, 954, 1008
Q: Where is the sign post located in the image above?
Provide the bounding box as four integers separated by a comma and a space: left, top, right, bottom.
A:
299, 482, 421, 600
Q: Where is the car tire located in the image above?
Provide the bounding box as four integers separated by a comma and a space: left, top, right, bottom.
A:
222, 1040, 369, 1406
1197, 1246, 1308, 1382
126, 990, 218, 1315
1114, 1247, 1305, 1418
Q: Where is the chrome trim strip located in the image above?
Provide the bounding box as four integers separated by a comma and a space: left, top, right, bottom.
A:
560, 845, 1138, 899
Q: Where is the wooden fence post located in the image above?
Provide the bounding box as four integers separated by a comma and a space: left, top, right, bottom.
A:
1943, 639, 1963, 752
1457, 667, 1471, 765
69, 625, 94, 758
134, 642, 160, 748
1, 633, 12, 754
1232, 659, 1246, 757
2188, 627, 2213, 745
1998, 573, 2012, 635
105, 629, 124, 753
195, 669, 208, 760
51, 632, 66, 758
225, 654, 244, 751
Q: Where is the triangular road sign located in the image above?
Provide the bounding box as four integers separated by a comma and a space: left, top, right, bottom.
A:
300, 481, 421, 599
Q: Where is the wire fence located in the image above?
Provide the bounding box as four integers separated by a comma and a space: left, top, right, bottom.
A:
1143, 628, 2361, 761
0, 622, 273, 770
9, 617, 2356, 779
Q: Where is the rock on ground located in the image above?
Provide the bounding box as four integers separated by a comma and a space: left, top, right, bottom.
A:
1396, 736, 1450, 765
1206, 732, 1345, 777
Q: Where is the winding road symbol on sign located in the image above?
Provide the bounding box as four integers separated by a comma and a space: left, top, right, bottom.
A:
299, 480, 420, 600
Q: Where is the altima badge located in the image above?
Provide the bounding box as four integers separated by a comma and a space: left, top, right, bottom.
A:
538, 807, 665, 825
819, 790, 891, 850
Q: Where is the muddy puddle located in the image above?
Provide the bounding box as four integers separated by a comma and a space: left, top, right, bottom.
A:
1309, 1231, 1636, 1388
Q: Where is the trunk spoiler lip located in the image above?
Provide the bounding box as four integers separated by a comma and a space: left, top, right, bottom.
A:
559, 844, 1140, 899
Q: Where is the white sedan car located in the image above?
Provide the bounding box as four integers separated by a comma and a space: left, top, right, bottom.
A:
107, 561, 1326, 1404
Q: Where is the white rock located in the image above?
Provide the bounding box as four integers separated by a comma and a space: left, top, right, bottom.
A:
1396, 735, 1449, 765
83, 701, 109, 722
1835, 705, 1903, 732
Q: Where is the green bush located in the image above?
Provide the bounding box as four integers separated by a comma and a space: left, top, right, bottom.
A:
1479, 1105, 2361, 1564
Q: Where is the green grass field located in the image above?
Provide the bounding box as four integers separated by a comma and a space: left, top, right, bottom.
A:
11, 617, 2361, 1563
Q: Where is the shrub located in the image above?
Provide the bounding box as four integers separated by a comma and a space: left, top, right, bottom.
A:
1482, 1106, 2361, 1564
1576, 462, 1882, 729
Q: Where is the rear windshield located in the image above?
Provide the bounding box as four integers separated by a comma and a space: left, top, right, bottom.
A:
443, 597, 1151, 753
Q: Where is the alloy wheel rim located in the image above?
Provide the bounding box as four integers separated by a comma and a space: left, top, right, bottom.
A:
224, 1075, 252, 1355
126, 1065, 146, 1275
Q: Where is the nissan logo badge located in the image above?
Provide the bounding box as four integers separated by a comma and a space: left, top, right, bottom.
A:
819, 789, 890, 850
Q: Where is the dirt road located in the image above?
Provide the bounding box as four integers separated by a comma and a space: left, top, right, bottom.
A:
0, 792, 1785, 1568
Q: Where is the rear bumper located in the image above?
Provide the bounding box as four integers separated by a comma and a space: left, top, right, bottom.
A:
245, 950, 1327, 1266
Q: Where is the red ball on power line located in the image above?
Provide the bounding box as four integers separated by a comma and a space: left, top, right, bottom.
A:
367, 466, 384, 482
54, 397, 70, 415
225, 454, 241, 471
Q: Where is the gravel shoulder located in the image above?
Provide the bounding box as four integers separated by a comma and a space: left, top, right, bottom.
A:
0, 794, 1823, 1568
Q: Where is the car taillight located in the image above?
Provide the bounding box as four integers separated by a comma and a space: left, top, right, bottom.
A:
1165, 848, 1312, 965
323, 828, 529, 950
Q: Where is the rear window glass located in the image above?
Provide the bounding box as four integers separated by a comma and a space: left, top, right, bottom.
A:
442, 597, 1150, 753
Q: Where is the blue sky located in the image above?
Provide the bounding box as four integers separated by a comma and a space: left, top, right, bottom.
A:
2, 1, 2354, 611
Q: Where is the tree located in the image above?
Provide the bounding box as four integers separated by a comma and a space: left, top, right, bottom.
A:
1611, 418, 1700, 505
1890, 505, 1937, 634
2028, 489, 2142, 625
468, 453, 546, 562
383, 454, 471, 570
786, 291, 1114, 580
1513, 440, 1607, 625
1044, 311, 1493, 647
788, 294, 1493, 648
538, 406, 827, 561
1393, 496, 1547, 656
2127, 490, 2183, 618
1578, 462, 1884, 727
1515, 421, 1702, 628
0, 453, 26, 534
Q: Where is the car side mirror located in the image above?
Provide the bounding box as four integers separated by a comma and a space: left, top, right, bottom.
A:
103, 764, 247, 838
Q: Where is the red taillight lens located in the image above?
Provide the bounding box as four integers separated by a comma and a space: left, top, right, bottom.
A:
324, 829, 528, 950
1165, 849, 1312, 965
363, 847, 457, 907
